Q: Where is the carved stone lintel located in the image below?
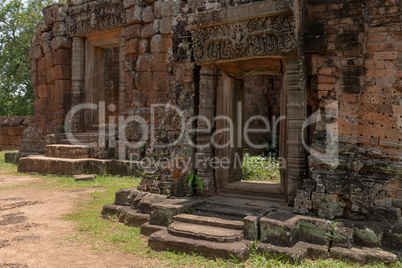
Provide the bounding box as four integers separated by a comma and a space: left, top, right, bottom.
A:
67, 0, 126, 36
191, 15, 297, 63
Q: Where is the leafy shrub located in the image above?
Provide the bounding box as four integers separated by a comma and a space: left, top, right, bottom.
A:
242, 153, 280, 182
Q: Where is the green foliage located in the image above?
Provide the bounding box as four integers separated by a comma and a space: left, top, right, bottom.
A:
185, 172, 204, 192
0, 0, 58, 116
264, 133, 280, 157
326, 218, 340, 252
242, 153, 280, 182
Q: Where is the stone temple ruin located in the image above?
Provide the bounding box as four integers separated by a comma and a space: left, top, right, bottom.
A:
2, 0, 401, 263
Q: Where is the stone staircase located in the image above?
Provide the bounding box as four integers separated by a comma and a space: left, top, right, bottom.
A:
102, 187, 401, 264
15, 126, 144, 176
149, 210, 252, 261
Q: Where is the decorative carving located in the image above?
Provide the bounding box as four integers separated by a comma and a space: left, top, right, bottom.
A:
67, 0, 126, 36
191, 15, 296, 62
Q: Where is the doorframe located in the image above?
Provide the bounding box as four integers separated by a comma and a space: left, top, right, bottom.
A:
71, 29, 123, 132
196, 57, 307, 204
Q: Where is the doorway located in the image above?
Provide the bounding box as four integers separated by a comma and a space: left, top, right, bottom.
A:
212, 58, 290, 200
84, 30, 122, 131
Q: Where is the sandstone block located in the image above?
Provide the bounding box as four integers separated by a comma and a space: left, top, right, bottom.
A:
142, 6, 155, 23
45, 53, 54, 69
31, 71, 38, 87
126, 38, 140, 55
135, 72, 153, 91
159, 17, 173, 35
40, 32, 53, 54
123, 0, 144, 9
139, 39, 150, 54
373, 51, 398, 60
153, 19, 161, 34
122, 24, 142, 40
37, 85, 48, 99
152, 71, 167, 91
161, 0, 178, 17
52, 22, 66, 37
54, 80, 71, 94
136, 53, 152, 72
141, 22, 157, 39
124, 55, 138, 71
30, 45, 43, 60
154, 0, 162, 19
126, 5, 143, 24
151, 34, 172, 53
47, 65, 71, 83
50, 37, 71, 51
43, 4, 67, 26
53, 49, 71, 65
152, 53, 167, 71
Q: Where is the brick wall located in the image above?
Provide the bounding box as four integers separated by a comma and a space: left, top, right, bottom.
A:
295, 0, 402, 223
0, 117, 31, 151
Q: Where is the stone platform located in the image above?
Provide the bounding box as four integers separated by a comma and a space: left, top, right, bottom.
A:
102, 188, 401, 263
5, 152, 143, 177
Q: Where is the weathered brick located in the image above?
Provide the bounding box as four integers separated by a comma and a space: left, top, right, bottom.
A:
46, 64, 71, 83
126, 38, 140, 55
136, 53, 152, 72
135, 72, 153, 91
53, 49, 71, 65
151, 53, 167, 71
142, 6, 155, 23
126, 5, 143, 25
153, 71, 167, 91
139, 39, 150, 54
122, 24, 142, 40
373, 51, 398, 60
45, 53, 54, 69
151, 35, 172, 53
141, 23, 157, 39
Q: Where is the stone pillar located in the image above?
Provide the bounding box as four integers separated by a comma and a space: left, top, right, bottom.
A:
196, 65, 217, 196
71, 37, 85, 133
119, 40, 126, 120
285, 57, 307, 205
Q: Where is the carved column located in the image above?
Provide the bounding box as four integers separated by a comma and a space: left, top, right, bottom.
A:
71, 37, 85, 133
119, 40, 126, 121
196, 65, 217, 196
285, 57, 307, 205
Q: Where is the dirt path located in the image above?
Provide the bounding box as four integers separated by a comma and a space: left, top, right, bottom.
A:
0, 174, 154, 268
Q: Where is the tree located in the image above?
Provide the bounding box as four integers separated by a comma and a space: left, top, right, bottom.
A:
0, 0, 58, 116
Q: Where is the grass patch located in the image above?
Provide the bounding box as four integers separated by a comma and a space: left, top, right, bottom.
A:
1, 151, 400, 267
242, 153, 280, 183
0, 150, 20, 175
63, 176, 239, 267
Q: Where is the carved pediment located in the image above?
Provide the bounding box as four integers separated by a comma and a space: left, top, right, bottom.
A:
188, 0, 298, 63
67, 0, 126, 36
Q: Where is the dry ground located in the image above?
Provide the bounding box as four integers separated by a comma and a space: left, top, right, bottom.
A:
0, 174, 155, 268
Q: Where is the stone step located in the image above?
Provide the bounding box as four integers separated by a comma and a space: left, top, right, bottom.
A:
141, 223, 166, 236
257, 242, 398, 264
149, 230, 251, 261
45, 144, 90, 159
17, 155, 143, 177
118, 207, 150, 227
194, 205, 260, 220
260, 211, 402, 251
167, 222, 243, 243
173, 213, 244, 230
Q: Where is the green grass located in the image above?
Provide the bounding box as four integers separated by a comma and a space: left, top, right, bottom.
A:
242, 153, 280, 183
1, 150, 401, 267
